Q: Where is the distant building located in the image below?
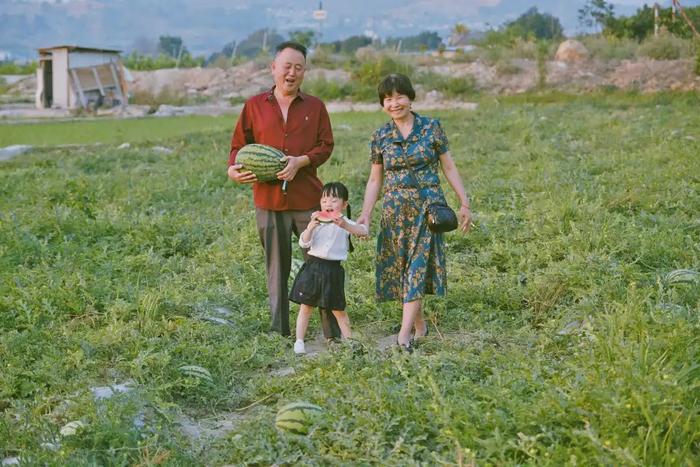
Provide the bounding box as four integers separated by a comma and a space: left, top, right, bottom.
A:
36, 45, 128, 110
433, 45, 476, 59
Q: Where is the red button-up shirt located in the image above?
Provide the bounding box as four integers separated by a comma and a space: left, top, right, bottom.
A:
229, 87, 334, 211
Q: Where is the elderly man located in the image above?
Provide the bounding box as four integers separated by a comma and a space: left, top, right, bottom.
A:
227, 41, 340, 339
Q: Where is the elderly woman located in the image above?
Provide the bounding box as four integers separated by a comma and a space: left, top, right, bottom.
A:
357, 73, 472, 351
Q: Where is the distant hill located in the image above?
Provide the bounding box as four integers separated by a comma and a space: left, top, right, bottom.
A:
0, 0, 645, 61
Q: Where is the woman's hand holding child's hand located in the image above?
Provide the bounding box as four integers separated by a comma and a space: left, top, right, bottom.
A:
334, 215, 369, 238
356, 214, 370, 238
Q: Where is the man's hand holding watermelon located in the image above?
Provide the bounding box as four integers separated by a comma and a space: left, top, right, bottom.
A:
227, 163, 257, 184
276, 155, 309, 183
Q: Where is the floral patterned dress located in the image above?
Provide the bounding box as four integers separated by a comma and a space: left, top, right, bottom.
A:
370, 113, 450, 303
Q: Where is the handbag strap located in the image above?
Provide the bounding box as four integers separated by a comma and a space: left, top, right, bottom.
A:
402, 151, 433, 190
404, 158, 443, 202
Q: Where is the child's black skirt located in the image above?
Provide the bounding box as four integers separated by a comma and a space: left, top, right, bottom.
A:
290, 256, 346, 311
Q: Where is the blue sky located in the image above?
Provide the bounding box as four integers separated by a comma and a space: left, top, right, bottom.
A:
2, 0, 700, 58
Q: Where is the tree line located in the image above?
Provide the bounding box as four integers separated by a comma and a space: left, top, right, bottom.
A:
116, 2, 700, 70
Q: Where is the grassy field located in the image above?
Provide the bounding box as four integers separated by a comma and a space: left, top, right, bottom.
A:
0, 115, 236, 147
1, 93, 699, 465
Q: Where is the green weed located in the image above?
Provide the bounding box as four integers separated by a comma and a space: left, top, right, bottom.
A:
1, 94, 699, 464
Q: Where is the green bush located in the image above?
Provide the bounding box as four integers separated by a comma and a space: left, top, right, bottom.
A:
348, 54, 414, 102
416, 71, 477, 98
637, 33, 692, 60
449, 48, 478, 63
129, 88, 193, 109
351, 54, 414, 88
302, 76, 353, 101
443, 76, 477, 98
0, 61, 37, 74
695, 45, 700, 75
472, 38, 555, 65
123, 52, 205, 71
309, 46, 343, 69
580, 35, 639, 60
415, 70, 444, 91
479, 44, 507, 65
536, 41, 550, 89
228, 96, 246, 106
510, 38, 540, 60
495, 60, 523, 76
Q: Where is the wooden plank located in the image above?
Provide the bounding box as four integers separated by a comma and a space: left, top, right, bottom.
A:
116, 61, 129, 107
71, 65, 115, 91
69, 68, 88, 108
109, 61, 127, 108
91, 66, 105, 96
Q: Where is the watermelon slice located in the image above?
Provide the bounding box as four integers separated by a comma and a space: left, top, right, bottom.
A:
315, 209, 343, 223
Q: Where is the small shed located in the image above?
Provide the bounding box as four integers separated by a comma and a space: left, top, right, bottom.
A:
36, 45, 128, 110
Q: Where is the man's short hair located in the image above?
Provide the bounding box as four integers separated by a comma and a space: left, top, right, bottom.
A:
275, 41, 307, 59
377, 73, 416, 106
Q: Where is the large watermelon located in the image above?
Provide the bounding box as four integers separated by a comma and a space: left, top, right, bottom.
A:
236, 144, 286, 182
275, 401, 323, 435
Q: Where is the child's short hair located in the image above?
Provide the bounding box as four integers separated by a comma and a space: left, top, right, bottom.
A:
321, 182, 349, 201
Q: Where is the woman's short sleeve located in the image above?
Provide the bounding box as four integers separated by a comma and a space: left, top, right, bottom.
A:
370, 131, 383, 164
433, 119, 450, 156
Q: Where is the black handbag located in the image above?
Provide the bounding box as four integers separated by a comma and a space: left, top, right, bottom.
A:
407, 163, 459, 233
427, 202, 458, 233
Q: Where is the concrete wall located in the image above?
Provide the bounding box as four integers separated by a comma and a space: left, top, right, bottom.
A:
51, 48, 69, 108
68, 52, 118, 68
35, 68, 43, 109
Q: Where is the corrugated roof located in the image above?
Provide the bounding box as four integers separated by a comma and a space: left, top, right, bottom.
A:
38, 45, 122, 54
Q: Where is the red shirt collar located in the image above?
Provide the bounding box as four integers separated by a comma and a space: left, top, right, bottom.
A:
267, 86, 306, 101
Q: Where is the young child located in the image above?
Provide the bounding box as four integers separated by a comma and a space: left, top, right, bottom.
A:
290, 182, 368, 355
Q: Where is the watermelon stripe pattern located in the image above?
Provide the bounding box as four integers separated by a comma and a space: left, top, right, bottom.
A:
665, 269, 699, 285
178, 365, 213, 383
275, 401, 323, 435
236, 144, 286, 182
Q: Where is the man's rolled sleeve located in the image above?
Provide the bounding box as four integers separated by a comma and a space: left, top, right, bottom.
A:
229, 103, 251, 166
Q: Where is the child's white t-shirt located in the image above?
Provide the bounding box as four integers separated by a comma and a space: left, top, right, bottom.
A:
299, 219, 366, 261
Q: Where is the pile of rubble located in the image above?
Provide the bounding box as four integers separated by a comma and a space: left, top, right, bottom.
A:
2, 40, 699, 117
128, 61, 351, 103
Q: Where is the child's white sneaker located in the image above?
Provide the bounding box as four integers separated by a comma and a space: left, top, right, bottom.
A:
293, 339, 306, 355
